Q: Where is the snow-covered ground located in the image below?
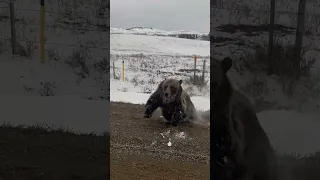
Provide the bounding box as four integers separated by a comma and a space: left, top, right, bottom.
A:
0, 0, 319, 157
109, 27, 320, 155
0, 0, 109, 134
110, 27, 209, 41
212, 0, 320, 113
111, 27, 209, 36
110, 33, 211, 97
211, 0, 320, 156
258, 110, 320, 155
0, 56, 109, 134
108, 18, 320, 156
111, 34, 209, 56
111, 91, 210, 111
0, 96, 109, 134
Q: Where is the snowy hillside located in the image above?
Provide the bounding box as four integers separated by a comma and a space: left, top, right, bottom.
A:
111, 34, 209, 56
111, 27, 209, 41
111, 27, 209, 36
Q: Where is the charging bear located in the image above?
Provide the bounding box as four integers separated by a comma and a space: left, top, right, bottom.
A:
211, 57, 278, 180
144, 78, 196, 127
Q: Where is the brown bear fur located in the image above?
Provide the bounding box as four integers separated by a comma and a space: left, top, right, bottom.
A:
144, 78, 196, 127
211, 57, 278, 180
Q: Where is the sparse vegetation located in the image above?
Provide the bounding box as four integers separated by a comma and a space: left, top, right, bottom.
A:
187, 74, 208, 87
39, 81, 56, 96
94, 56, 109, 74
65, 47, 92, 78
110, 53, 210, 97
47, 48, 61, 66
229, 37, 319, 101
230, 40, 315, 76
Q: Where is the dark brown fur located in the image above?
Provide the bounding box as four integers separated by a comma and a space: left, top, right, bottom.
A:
212, 57, 277, 180
144, 79, 196, 127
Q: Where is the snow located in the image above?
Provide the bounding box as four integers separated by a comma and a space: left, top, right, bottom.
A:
210, 0, 320, 155
211, 0, 320, 113
110, 27, 209, 36
0, 0, 318, 156
110, 91, 210, 112
258, 110, 320, 155
109, 25, 320, 155
111, 34, 209, 56
0, 51, 109, 135
110, 31, 211, 101
0, 96, 109, 134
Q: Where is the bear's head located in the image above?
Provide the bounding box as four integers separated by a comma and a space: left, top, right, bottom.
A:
160, 78, 183, 104
211, 57, 233, 113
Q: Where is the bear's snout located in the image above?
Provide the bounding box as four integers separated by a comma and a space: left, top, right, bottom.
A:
163, 92, 175, 104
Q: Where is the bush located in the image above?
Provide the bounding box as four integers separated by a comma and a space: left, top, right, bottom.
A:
94, 56, 109, 74
65, 47, 92, 78
187, 74, 208, 87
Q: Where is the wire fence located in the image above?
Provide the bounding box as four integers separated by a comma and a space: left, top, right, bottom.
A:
211, 4, 320, 70
0, 1, 109, 58
212, 5, 320, 15
211, 5, 320, 30
0, 5, 109, 21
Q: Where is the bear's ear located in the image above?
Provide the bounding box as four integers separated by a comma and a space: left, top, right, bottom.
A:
221, 57, 232, 73
179, 80, 183, 85
158, 80, 164, 88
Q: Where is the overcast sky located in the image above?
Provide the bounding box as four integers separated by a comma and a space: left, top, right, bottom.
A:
110, 0, 210, 33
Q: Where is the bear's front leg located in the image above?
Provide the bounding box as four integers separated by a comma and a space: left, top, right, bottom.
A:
170, 104, 184, 127
144, 104, 159, 118
144, 87, 162, 118
171, 112, 184, 127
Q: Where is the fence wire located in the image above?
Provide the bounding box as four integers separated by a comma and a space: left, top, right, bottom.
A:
211, 5, 320, 70
0, 2, 109, 53
211, 6, 319, 16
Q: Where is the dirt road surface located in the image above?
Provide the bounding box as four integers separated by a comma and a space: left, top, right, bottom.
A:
110, 102, 210, 180
0, 126, 109, 180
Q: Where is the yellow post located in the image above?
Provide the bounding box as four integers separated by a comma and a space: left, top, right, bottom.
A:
40, 0, 45, 63
122, 60, 124, 81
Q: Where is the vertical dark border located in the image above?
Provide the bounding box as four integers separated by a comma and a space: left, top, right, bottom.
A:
210, 0, 221, 179
210, 0, 214, 177
107, 0, 111, 178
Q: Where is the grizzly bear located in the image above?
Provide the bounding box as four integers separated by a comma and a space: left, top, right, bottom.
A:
144, 78, 196, 127
211, 57, 278, 180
